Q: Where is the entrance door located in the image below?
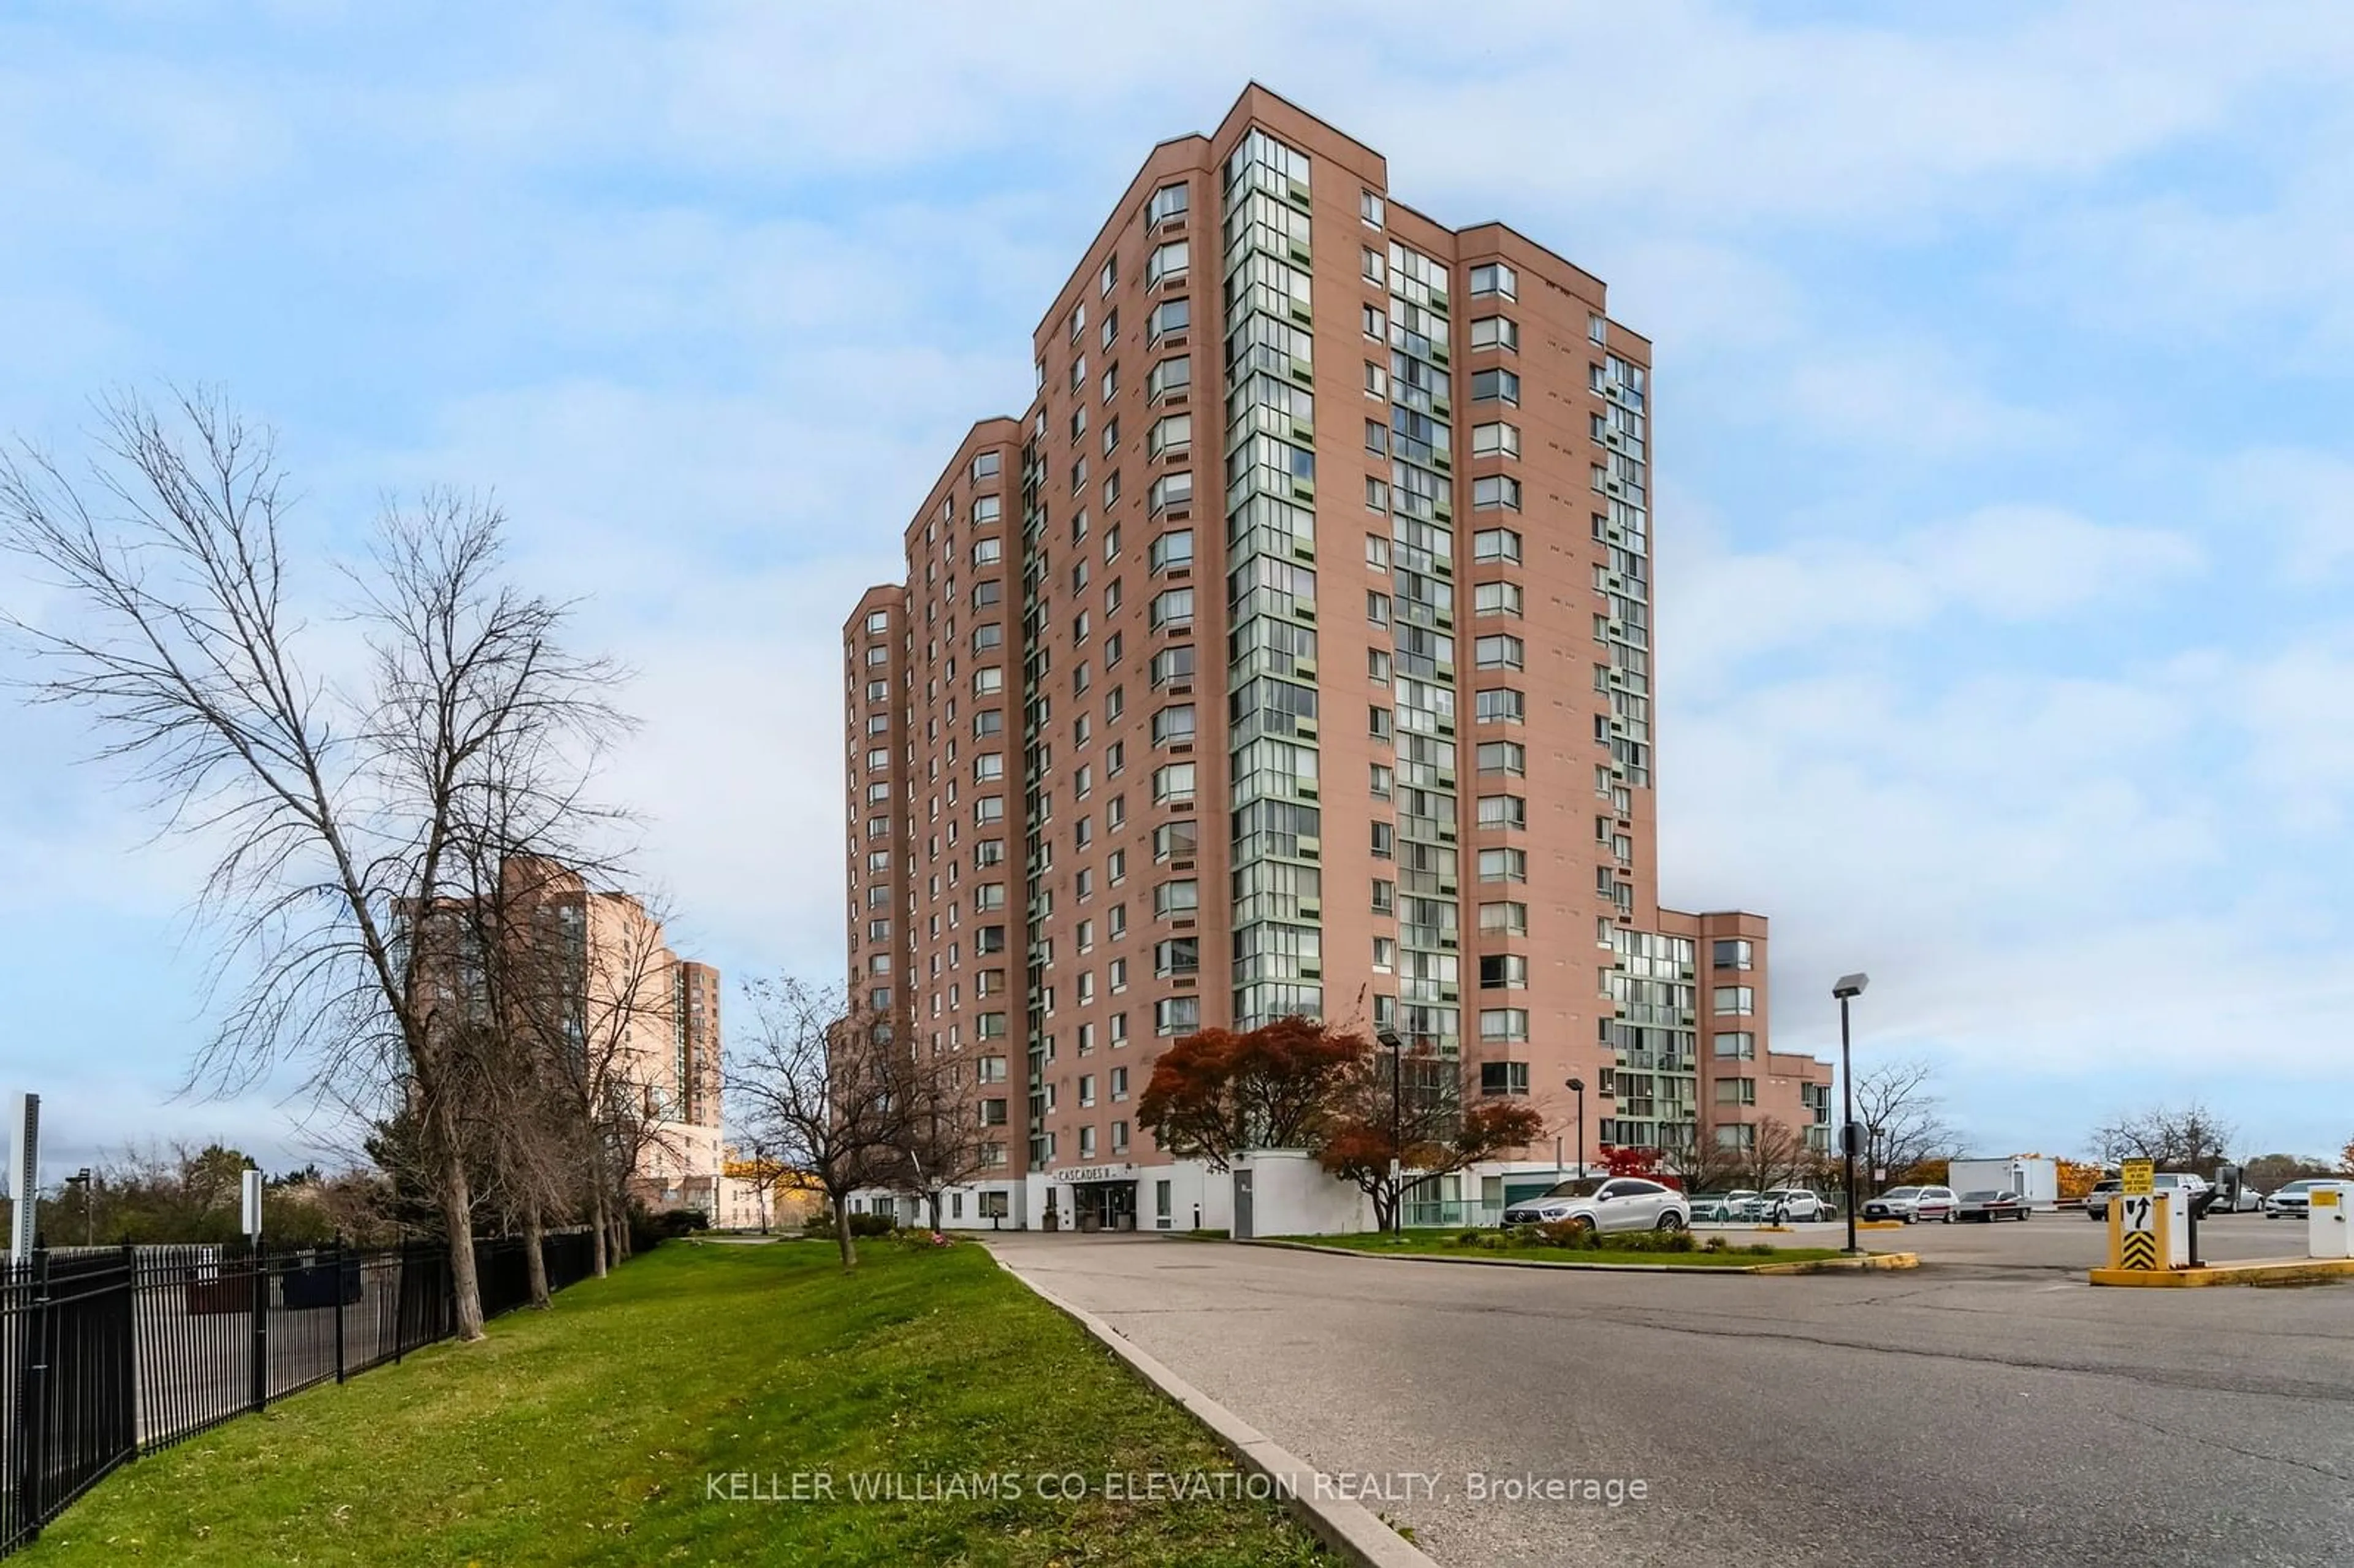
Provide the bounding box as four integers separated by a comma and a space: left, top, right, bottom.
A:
1233, 1169, 1254, 1239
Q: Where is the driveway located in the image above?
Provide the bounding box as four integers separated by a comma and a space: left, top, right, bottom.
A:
988, 1232, 2354, 1567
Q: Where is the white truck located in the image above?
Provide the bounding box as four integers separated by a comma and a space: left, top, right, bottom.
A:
1947, 1156, 2059, 1211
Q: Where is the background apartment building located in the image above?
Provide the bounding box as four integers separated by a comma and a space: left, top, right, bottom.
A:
480, 859, 728, 1214
842, 86, 1829, 1231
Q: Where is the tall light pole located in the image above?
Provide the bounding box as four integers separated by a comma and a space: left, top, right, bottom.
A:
1376, 1026, 1406, 1234
1834, 973, 1870, 1255
1565, 1078, 1586, 1178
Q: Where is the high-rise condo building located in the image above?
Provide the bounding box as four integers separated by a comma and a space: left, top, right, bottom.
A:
842, 86, 1830, 1233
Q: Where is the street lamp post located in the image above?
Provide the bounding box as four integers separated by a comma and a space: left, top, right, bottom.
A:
1376, 1026, 1406, 1235
1565, 1079, 1586, 1179
1833, 973, 1870, 1255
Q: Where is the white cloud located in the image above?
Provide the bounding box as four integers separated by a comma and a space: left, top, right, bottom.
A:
2225, 447, 2354, 580
1661, 504, 2203, 693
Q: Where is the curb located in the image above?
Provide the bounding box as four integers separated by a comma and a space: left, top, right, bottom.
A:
1241, 1238, 1918, 1274
984, 1246, 1440, 1568
2089, 1257, 2354, 1288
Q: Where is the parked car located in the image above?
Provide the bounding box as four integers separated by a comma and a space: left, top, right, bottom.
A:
1956, 1189, 2030, 1222
1861, 1185, 1959, 1223
1501, 1176, 1692, 1234
1688, 1189, 1761, 1224
2264, 1179, 2339, 1220
2085, 1172, 2214, 1219
1756, 1188, 1833, 1222
2211, 1184, 2266, 1213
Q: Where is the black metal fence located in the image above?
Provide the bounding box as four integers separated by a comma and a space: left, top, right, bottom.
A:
1, 1231, 601, 1556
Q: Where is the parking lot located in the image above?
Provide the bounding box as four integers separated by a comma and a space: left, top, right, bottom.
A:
1707, 1208, 2309, 1271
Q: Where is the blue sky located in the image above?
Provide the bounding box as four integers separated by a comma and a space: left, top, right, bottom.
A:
2, 1, 2350, 1181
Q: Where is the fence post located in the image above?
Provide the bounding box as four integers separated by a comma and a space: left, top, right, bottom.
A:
17, 1250, 51, 1543
249, 1240, 269, 1414
332, 1235, 348, 1385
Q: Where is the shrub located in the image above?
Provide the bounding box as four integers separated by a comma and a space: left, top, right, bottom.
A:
1702, 1234, 1731, 1253
1457, 1230, 1482, 1247
1534, 1219, 1597, 1249
1478, 1233, 1510, 1250
848, 1211, 898, 1238
1745, 1243, 1775, 1256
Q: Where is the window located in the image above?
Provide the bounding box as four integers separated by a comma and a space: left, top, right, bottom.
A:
1078, 1125, 1097, 1159
1099, 254, 1117, 296
1471, 368, 1520, 405
1477, 794, 1526, 829
1469, 262, 1517, 300
1371, 878, 1395, 916
1368, 704, 1392, 741
1713, 1032, 1756, 1059
1148, 356, 1192, 403
1369, 762, 1393, 798
1154, 880, 1198, 917
1716, 1123, 1756, 1149
1147, 241, 1189, 287
866, 679, 887, 701
1478, 1054, 1534, 1092
1715, 1077, 1758, 1106
1362, 246, 1384, 284
1474, 634, 1523, 669
1149, 473, 1193, 514
1479, 900, 1529, 934
1100, 311, 1119, 354
1148, 299, 1189, 344
1153, 762, 1195, 803
1154, 937, 1198, 976
1362, 303, 1385, 338
1151, 704, 1195, 745
1372, 936, 1396, 972
1368, 648, 1392, 684
1366, 591, 1390, 627
1152, 820, 1198, 861
1364, 418, 1388, 455
1111, 1067, 1129, 1102
1156, 997, 1199, 1036
972, 494, 1002, 525
1470, 315, 1520, 352
1360, 189, 1384, 227
1477, 847, 1526, 882
1479, 1009, 1531, 1043
1371, 821, 1394, 859
1471, 421, 1520, 460
1590, 312, 1608, 345
1472, 528, 1522, 564
973, 666, 1004, 696
1714, 938, 1754, 971
1471, 475, 1522, 512
1480, 954, 1527, 989
864, 609, 890, 634
1474, 581, 1523, 618
1151, 645, 1195, 688
1149, 412, 1191, 457
1476, 740, 1525, 775
865, 644, 888, 667
1150, 587, 1194, 630
1475, 689, 1525, 724
973, 752, 1004, 782
1713, 986, 1756, 1016
970, 538, 1002, 567
1365, 534, 1391, 572
1148, 180, 1189, 224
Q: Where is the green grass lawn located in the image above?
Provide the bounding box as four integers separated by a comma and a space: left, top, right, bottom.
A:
20, 1238, 1325, 1567
1275, 1228, 1853, 1266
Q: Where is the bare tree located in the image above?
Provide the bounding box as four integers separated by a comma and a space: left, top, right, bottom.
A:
0, 389, 630, 1339
727, 978, 929, 1270
1852, 1060, 1961, 1195
1731, 1117, 1810, 1194
2091, 1103, 2237, 1173
1658, 1133, 1750, 1195
891, 1047, 994, 1232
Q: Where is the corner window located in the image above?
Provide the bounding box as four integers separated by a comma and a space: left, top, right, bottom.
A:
1469, 262, 1517, 300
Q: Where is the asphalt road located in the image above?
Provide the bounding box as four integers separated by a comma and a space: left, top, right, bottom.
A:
988, 1233, 2354, 1568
